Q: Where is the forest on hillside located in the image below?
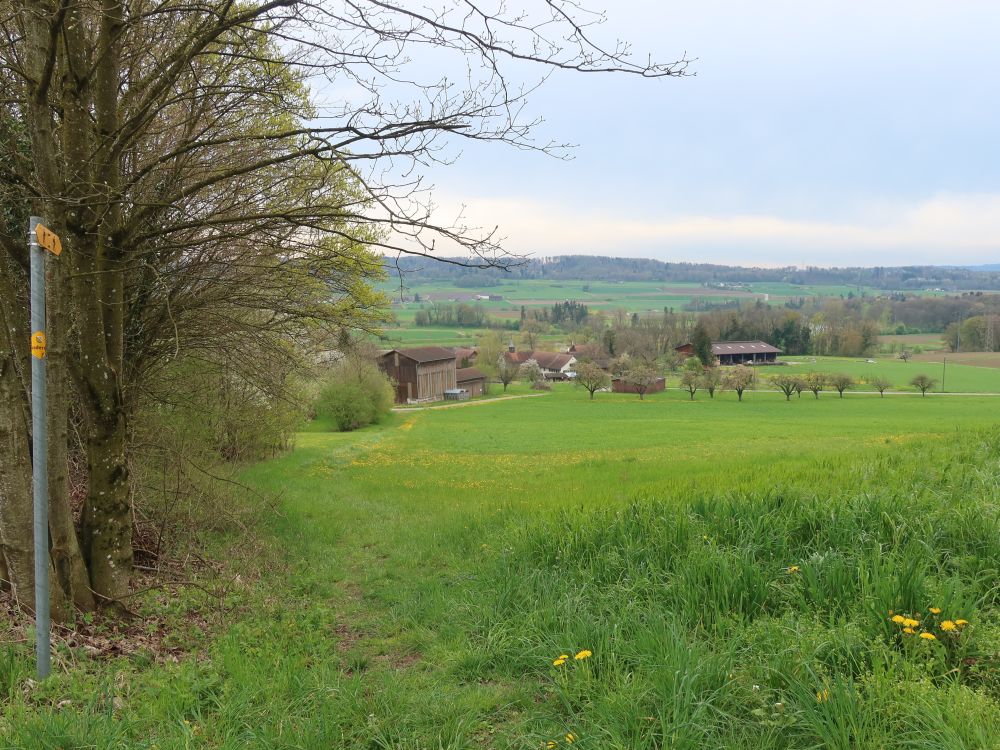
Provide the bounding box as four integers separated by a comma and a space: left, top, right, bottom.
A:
390, 255, 1000, 290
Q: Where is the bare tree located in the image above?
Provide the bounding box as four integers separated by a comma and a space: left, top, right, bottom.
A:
910, 374, 937, 396
0, 1, 689, 606
680, 370, 700, 400
898, 349, 912, 363
723, 365, 754, 401
575, 362, 610, 400
701, 367, 721, 398
770, 374, 799, 401
623, 363, 661, 400
829, 374, 854, 398
496, 355, 519, 392
871, 376, 892, 397
805, 373, 827, 399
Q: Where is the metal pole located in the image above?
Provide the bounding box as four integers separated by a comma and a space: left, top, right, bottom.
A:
29, 215, 51, 680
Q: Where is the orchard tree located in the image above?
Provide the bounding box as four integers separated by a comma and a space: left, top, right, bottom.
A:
910, 374, 937, 396
623, 364, 661, 400
829, 374, 855, 398
871, 376, 892, 397
680, 370, 700, 400
723, 365, 754, 401
701, 367, 721, 398
0, 1, 688, 608
496, 355, 519, 392
793, 378, 806, 398
519, 359, 544, 386
899, 350, 912, 363
770, 374, 800, 401
805, 373, 827, 399
575, 362, 610, 400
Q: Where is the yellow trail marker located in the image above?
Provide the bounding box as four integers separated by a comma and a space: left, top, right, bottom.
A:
35, 224, 62, 256
30, 331, 46, 359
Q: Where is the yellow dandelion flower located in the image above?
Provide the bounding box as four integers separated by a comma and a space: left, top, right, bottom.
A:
929, 607, 941, 615
553, 658, 566, 666
919, 632, 936, 640
546, 742, 557, 749
940, 620, 956, 631
787, 566, 800, 574
903, 618, 919, 628
816, 689, 830, 703
574, 649, 592, 660
956, 619, 969, 626
902, 627, 915, 635
559, 654, 569, 660
565, 733, 576, 743
891, 615, 906, 624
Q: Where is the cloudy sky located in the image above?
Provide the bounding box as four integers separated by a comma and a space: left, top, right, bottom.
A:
403, 1, 1000, 267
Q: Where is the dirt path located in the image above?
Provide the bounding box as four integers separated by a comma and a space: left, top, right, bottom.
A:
392, 393, 548, 412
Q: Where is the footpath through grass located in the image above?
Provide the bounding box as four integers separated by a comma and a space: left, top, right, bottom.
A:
4, 386, 1000, 748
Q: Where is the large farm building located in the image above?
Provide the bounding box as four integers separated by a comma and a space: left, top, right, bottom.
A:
676, 340, 782, 366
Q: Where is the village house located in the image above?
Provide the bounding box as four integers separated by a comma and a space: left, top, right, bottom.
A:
380, 347, 457, 403
504, 347, 577, 379
452, 347, 478, 367
675, 340, 782, 366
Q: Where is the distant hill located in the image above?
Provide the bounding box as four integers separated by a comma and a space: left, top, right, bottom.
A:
960, 264, 1000, 272
387, 254, 1000, 291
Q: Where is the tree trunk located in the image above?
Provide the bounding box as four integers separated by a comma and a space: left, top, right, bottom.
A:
80, 405, 132, 603
0, 366, 34, 608
46, 253, 94, 613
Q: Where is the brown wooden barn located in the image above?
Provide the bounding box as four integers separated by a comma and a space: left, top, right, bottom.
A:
380, 347, 457, 403
456, 367, 488, 397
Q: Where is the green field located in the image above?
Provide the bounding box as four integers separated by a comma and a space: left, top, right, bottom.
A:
7, 386, 1000, 748
776, 355, 999, 393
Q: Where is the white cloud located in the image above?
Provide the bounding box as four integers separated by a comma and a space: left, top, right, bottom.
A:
427, 192, 1000, 267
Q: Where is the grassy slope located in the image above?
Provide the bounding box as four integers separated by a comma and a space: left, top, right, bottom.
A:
5, 386, 1000, 748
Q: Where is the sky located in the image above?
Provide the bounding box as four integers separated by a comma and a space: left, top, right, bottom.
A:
325, 2, 1000, 267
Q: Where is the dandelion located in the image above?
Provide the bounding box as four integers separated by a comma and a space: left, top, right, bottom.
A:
816, 689, 830, 703
553, 658, 566, 666
891, 615, 905, 624
546, 742, 557, 749
902, 627, 915, 635
920, 632, 936, 641
565, 733, 576, 743
956, 619, 969, 627
574, 650, 592, 661
903, 618, 919, 628
929, 607, 941, 615
787, 565, 800, 574
941, 620, 957, 631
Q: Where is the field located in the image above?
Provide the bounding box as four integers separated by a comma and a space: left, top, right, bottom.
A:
776, 355, 1000, 393
6, 386, 1000, 748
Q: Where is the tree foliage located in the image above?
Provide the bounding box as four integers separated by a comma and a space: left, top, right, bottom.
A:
723, 366, 754, 401
575, 362, 610, 400
910, 374, 937, 396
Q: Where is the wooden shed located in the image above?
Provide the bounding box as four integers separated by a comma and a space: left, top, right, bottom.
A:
456, 367, 488, 397
380, 347, 457, 403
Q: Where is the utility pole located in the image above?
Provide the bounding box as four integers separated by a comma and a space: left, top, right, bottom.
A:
29, 217, 61, 679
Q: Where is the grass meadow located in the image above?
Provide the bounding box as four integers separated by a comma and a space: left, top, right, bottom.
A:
4, 386, 1000, 748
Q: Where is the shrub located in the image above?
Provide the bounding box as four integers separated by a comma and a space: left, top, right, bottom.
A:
315, 357, 394, 431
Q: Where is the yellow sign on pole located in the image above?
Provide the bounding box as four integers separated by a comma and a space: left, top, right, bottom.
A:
30, 331, 46, 359
35, 225, 62, 256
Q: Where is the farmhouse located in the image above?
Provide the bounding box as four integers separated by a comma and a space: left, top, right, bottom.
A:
456, 367, 488, 397
380, 347, 457, 403
675, 340, 782, 366
612, 376, 666, 395
453, 347, 478, 367
505, 349, 577, 379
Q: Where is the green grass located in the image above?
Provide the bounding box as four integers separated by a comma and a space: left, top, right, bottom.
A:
4, 386, 1000, 747
776, 355, 999, 393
